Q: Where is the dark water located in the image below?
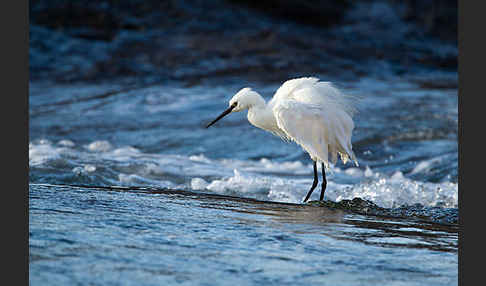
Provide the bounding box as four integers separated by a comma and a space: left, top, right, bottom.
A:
29, 0, 458, 285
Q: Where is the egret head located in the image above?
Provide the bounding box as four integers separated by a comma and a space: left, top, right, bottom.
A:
206, 87, 264, 128
229, 88, 264, 112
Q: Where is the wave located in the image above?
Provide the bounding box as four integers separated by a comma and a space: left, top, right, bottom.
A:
29, 139, 457, 208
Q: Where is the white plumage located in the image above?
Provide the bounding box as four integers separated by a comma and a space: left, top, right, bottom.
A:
206, 77, 359, 202
270, 78, 358, 169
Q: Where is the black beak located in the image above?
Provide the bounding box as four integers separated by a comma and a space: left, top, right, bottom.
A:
206, 104, 236, 128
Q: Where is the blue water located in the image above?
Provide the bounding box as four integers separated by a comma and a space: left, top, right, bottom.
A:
30, 184, 457, 285
29, 0, 458, 284
29, 74, 458, 285
29, 77, 457, 207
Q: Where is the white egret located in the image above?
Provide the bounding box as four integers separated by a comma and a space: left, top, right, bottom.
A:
206, 77, 359, 202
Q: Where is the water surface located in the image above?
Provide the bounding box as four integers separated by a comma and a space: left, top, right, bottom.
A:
30, 184, 457, 285
29, 1, 458, 284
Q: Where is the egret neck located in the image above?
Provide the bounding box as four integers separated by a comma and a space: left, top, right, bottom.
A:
247, 97, 274, 131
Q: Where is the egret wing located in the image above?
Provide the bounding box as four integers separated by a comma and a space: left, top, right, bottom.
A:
292, 81, 357, 116
273, 99, 358, 168
269, 77, 319, 105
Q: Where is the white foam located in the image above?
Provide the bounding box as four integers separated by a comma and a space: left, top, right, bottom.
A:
29, 139, 458, 208
193, 164, 457, 208
411, 156, 444, 175
206, 169, 269, 194
85, 140, 112, 152
72, 164, 97, 175
329, 169, 458, 208
195, 169, 304, 203
57, 139, 75, 147
219, 157, 312, 175
29, 141, 63, 166
344, 167, 364, 177
118, 173, 175, 188
191, 177, 210, 190
189, 154, 212, 163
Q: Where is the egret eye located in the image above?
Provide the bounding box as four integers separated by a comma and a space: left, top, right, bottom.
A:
231, 102, 237, 108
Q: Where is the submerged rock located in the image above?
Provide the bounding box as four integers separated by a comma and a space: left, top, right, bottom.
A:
310, 197, 458, 225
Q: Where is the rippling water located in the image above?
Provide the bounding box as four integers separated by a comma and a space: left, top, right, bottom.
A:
29, 76, 457, 207
29, 73, 458, 284
30, 184, 457, 285
29, 0, 459, 283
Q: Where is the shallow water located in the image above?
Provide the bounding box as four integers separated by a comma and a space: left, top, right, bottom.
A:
29, 76, 457, 209
30, 184, 457, 285
29, 1, 458, 283
29, 74, 458, 285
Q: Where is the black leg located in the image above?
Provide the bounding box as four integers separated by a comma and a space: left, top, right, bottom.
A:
319, 163, 327, 201
303, 161, 318, 202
